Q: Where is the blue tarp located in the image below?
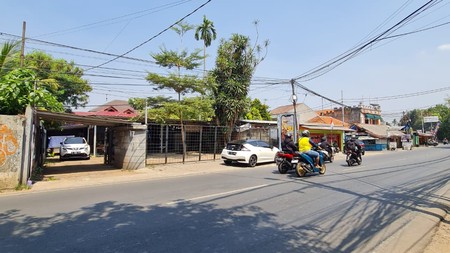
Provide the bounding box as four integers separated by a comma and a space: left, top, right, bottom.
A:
48, 135, 74, 149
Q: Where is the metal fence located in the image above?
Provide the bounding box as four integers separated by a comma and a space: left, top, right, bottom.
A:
146, 124, 229, 165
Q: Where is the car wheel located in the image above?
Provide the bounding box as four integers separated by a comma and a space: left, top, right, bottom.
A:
248, 155, 257, 167
224, 160, 232, 165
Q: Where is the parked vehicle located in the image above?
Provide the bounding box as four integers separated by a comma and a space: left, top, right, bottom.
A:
427, 139, 438, 146
221, 139, 279, 167
59, 137, 90, 160
276, 149, 326, 177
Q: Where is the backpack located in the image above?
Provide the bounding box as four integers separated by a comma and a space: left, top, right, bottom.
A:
346, 141, 356, 151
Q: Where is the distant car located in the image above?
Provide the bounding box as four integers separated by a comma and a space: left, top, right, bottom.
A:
221, 139, 279, 167
59, 137, 90, 160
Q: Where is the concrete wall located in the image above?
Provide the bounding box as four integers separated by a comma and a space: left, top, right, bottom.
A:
112, 124, 147, 170
0, 115, 26, 190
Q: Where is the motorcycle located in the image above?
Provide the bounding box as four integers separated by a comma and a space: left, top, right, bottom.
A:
276, 149, 326, 177
346, 147, 362, 166
276, 151, 295, 174
318, 144, 334, 163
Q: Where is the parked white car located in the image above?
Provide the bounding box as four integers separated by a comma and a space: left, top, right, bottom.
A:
59, 137, 90, 160
221, 139, 279, 167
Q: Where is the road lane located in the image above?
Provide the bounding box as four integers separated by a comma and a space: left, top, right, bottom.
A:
0, 146, 448, 253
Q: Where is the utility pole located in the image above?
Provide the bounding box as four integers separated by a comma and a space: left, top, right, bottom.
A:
20, 21, 26, 67
341, 90, 345, 126
290, 79, 298, 142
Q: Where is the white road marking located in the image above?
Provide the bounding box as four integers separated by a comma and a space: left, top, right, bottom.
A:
165, 184, 269, 205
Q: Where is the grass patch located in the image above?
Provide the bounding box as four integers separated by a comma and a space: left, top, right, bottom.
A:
15, 184, 31, 191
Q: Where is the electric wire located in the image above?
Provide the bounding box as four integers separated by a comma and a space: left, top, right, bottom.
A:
85, 0, 212, 71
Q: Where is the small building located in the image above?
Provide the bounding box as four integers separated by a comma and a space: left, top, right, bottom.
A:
322, 103, 383, 125
300, 115, 353, 151
351, 123, 406, 150
74, 99, 138, 118
270, 103, 354, 151
232, 119, 278, 147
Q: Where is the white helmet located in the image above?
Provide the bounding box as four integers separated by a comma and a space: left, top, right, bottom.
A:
301, 130, 310, 137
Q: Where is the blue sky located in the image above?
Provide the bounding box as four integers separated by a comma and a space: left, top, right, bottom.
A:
1, 0, 449, 122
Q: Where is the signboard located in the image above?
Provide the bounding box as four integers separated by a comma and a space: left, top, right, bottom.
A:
423, 116, 439, 123
277, 114, 296, 149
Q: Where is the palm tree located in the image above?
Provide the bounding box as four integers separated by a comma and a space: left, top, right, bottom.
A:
0, 41, 19, 77
195, 16, 217, 77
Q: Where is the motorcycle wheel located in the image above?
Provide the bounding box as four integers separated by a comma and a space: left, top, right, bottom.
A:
319, 163, 326, 174
347, 160, 352, 166
278, 162, 289, 174
330, 156, 334, 163
295, 166, 306, 177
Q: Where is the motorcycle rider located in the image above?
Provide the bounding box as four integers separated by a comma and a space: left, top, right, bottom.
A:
319, 136, 333, 159
298, 130, 320, 167
282, 133, 297, 154
345, 135, 362, 161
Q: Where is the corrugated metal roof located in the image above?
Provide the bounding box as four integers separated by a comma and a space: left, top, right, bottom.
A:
355, 123, 405, 138
36, 110, 137, 127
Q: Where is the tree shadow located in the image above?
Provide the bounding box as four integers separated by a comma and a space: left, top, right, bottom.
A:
1, 154, 449, 253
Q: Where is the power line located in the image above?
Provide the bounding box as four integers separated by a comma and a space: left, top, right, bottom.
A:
85, 0, 212, 71
33, 0, 194, 38
292, 0, 443, 82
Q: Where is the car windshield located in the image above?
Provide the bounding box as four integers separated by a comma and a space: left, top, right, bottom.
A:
64, 137, 86, 144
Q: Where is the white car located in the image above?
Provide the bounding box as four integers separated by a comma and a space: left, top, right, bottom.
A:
221, 139, 279, 167
59, 137, 90, 160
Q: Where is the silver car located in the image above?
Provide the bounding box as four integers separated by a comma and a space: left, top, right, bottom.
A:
59, 137, 90, 160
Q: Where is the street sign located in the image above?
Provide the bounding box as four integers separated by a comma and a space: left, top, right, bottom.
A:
423, 116, 439, 123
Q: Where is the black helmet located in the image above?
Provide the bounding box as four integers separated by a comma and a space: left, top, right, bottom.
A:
285, 133, 292, 139
321, 136, 327, 142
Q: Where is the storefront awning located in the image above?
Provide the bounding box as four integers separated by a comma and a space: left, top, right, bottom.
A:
365, 113, 382, 120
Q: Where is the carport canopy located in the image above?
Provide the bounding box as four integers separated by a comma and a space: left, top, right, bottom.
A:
36, 109, 137, 127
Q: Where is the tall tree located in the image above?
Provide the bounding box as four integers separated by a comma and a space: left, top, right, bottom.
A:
0, 41, 19, 77
146, 22, 206, 161
20, 51, 92, 109
244, 98, 272, 120
171, 21, 194, 49
0, 68, 64, 115
195, 16, 217, 76
212, 32, 269, 142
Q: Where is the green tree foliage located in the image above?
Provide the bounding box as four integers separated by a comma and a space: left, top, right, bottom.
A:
399, 101, 450, 140
146, 22, 209, 160
128, 96, 175, 111
0, 41, 19, 77
0, 68, 63, 114
212, 32, 269, 142
18, 51, 92, 109
195, 16, 217, 76
244, 98, 271, 120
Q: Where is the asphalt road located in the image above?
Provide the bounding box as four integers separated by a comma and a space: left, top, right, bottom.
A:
0, 146, 449, 253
